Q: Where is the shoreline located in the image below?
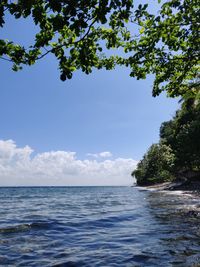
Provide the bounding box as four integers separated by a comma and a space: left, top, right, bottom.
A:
135, 180, 200, 217
135, 179, 200, 194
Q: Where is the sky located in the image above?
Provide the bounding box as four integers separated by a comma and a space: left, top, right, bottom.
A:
0, 3, 180, 186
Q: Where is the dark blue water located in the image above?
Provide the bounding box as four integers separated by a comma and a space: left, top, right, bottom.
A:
0, 186, 200, 266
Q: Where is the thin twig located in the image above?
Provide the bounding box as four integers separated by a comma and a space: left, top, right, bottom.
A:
0, 56, 12, 62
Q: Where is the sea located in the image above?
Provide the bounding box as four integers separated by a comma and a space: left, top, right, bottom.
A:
0, 186, 200, 267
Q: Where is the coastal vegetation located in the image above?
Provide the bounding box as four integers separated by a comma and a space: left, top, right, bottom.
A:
132, 81, 200, 185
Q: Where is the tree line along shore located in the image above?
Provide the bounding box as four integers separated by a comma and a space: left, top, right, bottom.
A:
132, 84, 200, 191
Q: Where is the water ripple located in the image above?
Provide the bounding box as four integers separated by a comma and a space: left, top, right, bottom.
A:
0, 186, 200, 266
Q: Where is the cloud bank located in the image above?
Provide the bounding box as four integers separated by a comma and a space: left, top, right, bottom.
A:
0, 140, 137, 186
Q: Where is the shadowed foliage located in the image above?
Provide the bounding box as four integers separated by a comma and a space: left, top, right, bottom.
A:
133, 80, 200, 186
0, 0, 199, 97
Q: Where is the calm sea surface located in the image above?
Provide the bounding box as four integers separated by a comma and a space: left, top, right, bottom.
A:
0, 186, 200, 267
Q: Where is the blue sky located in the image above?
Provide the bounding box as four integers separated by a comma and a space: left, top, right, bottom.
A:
0, 3, 180, 186
1, 62, 179, 160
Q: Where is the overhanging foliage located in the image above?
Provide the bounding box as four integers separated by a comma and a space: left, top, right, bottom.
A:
0, 0, 199, 97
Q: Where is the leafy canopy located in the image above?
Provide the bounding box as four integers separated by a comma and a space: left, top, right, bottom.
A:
0, 0, 133, 80
133, 83, 200, 186
132, 143, 175, 185
160, 84, 200, 171
0, 0, 199, 97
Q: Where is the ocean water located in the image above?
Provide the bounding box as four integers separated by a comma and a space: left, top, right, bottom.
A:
0, 186, 200, 267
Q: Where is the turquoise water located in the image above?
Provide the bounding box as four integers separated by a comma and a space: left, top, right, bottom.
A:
0, 186, 200, 266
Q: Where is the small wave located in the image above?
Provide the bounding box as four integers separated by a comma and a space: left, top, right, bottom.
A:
52, 260, 86, 267
0, 224, 31, 234
66, 212, 142, 230
0, 220, 57, 234
124, 253, 159, 264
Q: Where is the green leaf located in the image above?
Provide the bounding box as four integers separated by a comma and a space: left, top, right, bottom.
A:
139, 27, 145, 34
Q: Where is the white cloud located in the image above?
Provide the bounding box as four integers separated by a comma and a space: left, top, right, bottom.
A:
0, 140, 137, 186
87, 151, 112, 158
99, 151, 113, 158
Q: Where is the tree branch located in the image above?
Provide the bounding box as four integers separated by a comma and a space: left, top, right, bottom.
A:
0, 56, 12, 62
